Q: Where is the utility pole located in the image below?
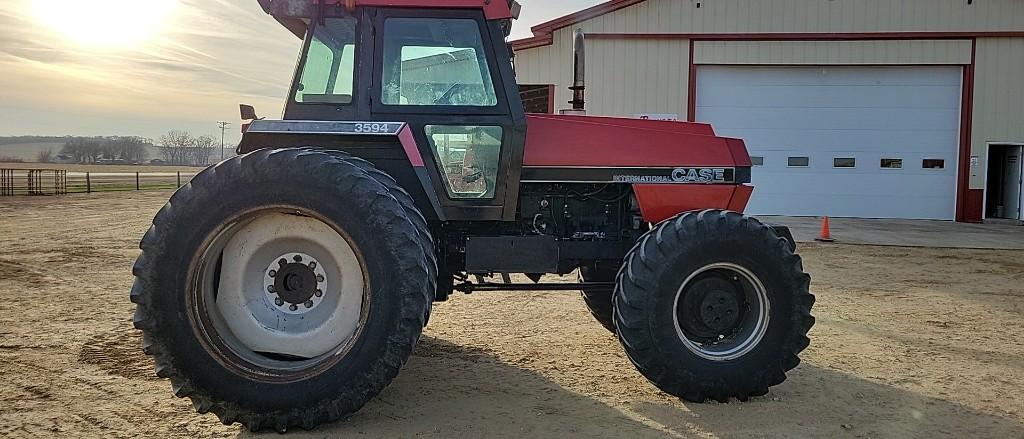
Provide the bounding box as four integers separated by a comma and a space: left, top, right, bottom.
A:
217, 121, 231, 161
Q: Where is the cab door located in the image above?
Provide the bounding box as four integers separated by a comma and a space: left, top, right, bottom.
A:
369, 8, 526, 221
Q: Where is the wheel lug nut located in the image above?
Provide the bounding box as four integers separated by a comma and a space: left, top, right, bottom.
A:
267, 285, 276, 293
293, 255, 303, 262
268, 270, 277, 278
314, 289, 323, 297
316, 274, 324, 282
304, 300, 314, 308
275, 298, 284, 306
308, 261, 317, 269
289, 304, 298, 311
279, 258, 287, 266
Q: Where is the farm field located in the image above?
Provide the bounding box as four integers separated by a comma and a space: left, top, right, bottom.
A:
0, 142, 65, 162
0, 191, 1022, 438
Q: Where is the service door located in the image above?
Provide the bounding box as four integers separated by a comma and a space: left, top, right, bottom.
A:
697, 65, 962, 220
1004, 146, 1023, 221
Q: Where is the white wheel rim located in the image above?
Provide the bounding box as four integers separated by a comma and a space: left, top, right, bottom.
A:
192, 210, 368, 377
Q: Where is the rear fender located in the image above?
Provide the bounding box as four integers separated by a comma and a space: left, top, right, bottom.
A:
238, 120, 444, 220
766, 224, 798, 252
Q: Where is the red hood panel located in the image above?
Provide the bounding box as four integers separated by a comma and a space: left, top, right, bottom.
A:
523, 114, 751, 168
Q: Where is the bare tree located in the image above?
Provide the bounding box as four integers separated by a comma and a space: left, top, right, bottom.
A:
109, 136, 150, 163
36, 149, 54, 163
158, 131, 218, 166
159, 131, 193, 165
191, 135, 217, 166
61, 138, 82, 163
61, 138, 102, 163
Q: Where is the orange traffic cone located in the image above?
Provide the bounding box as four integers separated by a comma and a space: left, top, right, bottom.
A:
815, 216, 835, 242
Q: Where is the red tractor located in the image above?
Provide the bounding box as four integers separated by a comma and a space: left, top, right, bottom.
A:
131, 0, 814, 432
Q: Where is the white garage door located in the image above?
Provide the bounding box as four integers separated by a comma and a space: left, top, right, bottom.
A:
697, 65, 962, 220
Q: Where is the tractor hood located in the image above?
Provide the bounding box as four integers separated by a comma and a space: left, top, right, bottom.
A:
521, 114, 755, 222
522, 114, 752, 169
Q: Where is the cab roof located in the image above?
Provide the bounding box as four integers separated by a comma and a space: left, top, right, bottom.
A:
258, 0, 515, 38
258, 0, 514, 19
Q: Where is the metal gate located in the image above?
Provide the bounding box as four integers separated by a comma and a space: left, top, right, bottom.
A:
0, 169, 67, 196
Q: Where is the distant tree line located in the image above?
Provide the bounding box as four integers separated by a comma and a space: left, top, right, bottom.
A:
59, 136, 151, 164
10, 131, 226, 166
0, 136, 66, 145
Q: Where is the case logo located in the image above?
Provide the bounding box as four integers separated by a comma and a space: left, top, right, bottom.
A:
672, 168, 728, 183
612, 168, 731, 184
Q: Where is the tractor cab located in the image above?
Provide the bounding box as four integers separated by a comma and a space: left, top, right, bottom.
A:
243, 0, 526, 221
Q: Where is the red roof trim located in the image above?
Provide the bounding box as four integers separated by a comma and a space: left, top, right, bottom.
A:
510, 0, 1024, 51
510, 0, 646, 50
510, 34, 552, 51
586, 31, 1024, 41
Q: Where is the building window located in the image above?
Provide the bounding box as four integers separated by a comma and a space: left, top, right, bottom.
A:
881, 158, 903, 169
922, 159, 946, 169
833, 158, 856, 168
751, 156, 764, 166
788, 157, 810, 167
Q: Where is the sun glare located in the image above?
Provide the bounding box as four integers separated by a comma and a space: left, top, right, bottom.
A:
33, 0, 177, 49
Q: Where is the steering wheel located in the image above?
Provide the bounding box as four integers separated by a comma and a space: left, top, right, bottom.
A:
433, 83, 464, 105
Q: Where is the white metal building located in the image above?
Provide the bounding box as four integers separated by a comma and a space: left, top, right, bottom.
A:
511, 0, 1024, 223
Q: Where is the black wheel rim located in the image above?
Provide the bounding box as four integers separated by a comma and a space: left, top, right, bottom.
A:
672, 263, 770, 361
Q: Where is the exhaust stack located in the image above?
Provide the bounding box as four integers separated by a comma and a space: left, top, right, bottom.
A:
562, 29, 586, 115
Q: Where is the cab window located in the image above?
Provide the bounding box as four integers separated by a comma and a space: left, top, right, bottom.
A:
381, 18, 498, 106
296, 18, 356, 104
426, 125, 503, 199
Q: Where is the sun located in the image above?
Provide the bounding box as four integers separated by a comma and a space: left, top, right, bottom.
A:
33, 0, 177, 49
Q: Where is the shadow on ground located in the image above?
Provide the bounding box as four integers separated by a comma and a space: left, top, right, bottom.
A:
238, 336, 1024, 438
636, 364, 1024, 438
239, 336, 669, 438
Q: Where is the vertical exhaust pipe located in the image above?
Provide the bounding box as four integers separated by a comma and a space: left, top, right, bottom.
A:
562, 29, 587, 115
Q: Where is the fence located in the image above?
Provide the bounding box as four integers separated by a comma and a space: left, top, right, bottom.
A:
0, 169, 198, 197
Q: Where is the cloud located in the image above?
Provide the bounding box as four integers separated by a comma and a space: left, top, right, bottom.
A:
0, 0, 602, 140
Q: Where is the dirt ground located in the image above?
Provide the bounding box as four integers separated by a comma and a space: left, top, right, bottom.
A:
1, 191, 1022, 438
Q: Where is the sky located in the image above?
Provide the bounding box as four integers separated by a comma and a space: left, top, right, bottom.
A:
0, 0, 603, 143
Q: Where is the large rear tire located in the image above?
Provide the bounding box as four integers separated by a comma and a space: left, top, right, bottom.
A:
131, 148, 435, 432
614, 210, 814, 402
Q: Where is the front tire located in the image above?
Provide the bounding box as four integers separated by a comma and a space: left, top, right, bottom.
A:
614, 210, 814, 402
579, 265, 618, 333
131, 148, 435, 432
